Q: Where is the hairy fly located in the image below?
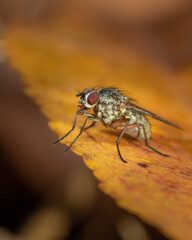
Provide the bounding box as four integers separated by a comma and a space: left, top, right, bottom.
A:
53, 88, 182, 163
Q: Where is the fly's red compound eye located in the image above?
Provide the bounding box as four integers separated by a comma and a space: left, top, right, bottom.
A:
87, 92, 99, 105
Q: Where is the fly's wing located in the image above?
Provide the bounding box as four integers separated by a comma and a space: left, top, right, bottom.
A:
128, 103, 183, 130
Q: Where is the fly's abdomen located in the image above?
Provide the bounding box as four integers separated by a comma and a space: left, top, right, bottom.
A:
125, 110, 151, 141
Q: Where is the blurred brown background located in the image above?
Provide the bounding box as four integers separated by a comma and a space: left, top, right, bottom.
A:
0, 0, 192, 239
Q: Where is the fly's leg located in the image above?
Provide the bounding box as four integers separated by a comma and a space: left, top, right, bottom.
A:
138, 123, 170, 157
53, 110, 79, 144
146, 143, 169, 157
84, 121, 96, 131
125, 123, 169, 157
53, 108, 100, 149
83, 115, 100, 131
64, 118, 88, 152
116, 122, 130, 163
116, 122, 169, 163
64, 115, 100, 152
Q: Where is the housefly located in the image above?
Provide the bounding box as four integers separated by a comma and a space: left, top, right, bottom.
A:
53, 88, 183, 163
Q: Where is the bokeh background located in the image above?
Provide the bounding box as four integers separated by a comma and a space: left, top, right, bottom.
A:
0, 0, 192, 239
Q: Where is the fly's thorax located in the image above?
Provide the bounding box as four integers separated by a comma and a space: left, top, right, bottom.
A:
97, 88, 128, 103
94, 88, 129, 125
95, 102, 123, 125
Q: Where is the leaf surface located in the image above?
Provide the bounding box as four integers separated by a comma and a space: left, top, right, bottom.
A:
4, 22, 192, 240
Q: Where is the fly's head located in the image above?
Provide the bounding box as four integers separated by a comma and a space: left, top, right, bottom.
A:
76, 88, 99, 109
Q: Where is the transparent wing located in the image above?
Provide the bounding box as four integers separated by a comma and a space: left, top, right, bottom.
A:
127, 103, 183, 130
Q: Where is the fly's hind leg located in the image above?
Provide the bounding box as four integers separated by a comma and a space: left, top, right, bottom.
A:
116, 122, 169, 163
132, 123, 169, 157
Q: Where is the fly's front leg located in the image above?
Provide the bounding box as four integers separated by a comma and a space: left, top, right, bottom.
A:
53, 110, 79, 144
84, 121, 96, 130
54, 109, 100, 152
64, 115, 101, 151
84, 113, 100, 131
53, 108, 87, 144
64, 118, 88, 152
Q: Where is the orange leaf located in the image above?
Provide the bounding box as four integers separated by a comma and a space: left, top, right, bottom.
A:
4, 23, 192, 240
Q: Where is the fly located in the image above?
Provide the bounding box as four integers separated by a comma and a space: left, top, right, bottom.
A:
53, 87, 183, 163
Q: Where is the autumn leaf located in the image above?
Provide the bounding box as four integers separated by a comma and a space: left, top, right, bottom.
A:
4, 22, 192, 240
